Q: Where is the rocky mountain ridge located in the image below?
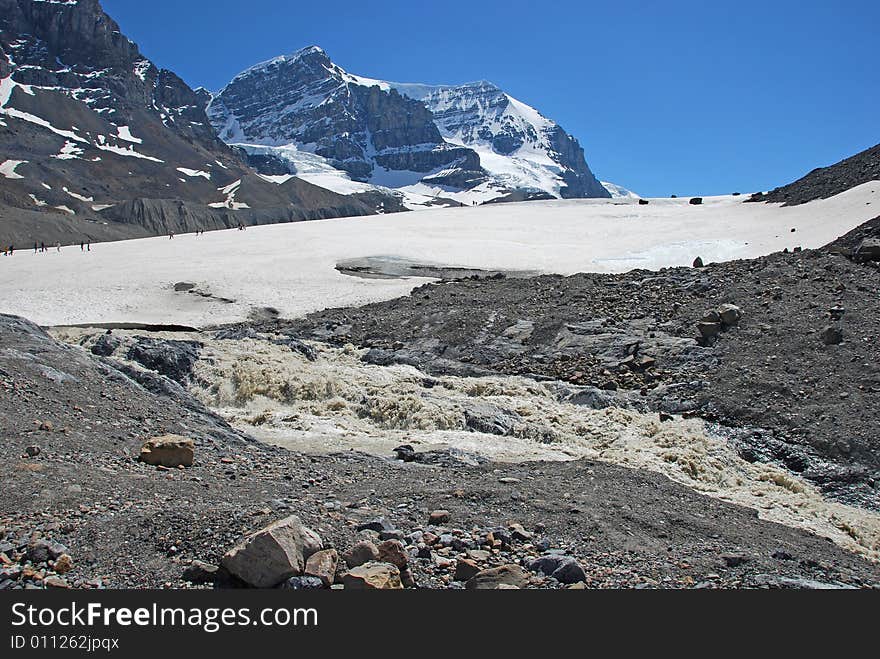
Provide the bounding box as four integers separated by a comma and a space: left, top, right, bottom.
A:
207, 46, 611, 207
206, 47, 486, 204
0, 1, 375, 246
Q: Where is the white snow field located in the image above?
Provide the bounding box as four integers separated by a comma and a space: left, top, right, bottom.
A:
1, 182, 877, 328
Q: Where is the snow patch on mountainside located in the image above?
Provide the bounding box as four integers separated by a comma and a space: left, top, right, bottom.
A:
235, 142, 454, 209
0, 159, 26, 179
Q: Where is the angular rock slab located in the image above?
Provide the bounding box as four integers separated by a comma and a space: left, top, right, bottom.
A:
222, 515, 322, 588
304, 549, 339, 587
139, 435, 194, 467
342, 562, 403, 590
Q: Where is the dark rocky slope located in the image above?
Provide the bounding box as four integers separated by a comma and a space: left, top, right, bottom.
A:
751, 143, 880, 206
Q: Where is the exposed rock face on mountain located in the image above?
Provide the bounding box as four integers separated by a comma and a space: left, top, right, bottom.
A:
207, 47, 485, 192
750, 143, 880, 206
208, 47, 611, 206
0, 1, 374, 245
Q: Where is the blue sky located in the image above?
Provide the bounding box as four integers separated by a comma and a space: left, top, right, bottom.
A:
103, 0, 878, 197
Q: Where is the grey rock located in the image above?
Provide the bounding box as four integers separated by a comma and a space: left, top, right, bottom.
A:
528, 554, 586, 584
356, 518, 395, 533
272, 337, 318, 361
280, 576, 325, 590
463, 402, 521, 436
855, 238, 880, 262
697, 322, 722, 339
221, 515, 322, 588
126, 338, 201, 385
552, 558, 587, 584
721, 553, 750, 568
718, 303, 743, 327
90, 334, 122, 357
820, 326, 843, 346
27, 539, 67, 564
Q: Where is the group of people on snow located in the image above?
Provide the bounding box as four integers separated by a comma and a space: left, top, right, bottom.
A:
2, 240, 91, 256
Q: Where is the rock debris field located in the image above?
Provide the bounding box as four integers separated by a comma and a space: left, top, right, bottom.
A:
2, 209, 880, 588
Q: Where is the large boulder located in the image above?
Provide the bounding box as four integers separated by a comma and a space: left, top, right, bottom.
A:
465, 564, 528, 590
221, 515, 322, 588
528, 555, 587, 584
717, 303, 743, 327
855, 238, 880, 262
139, 435, 194, 467
463, 402, 521, 436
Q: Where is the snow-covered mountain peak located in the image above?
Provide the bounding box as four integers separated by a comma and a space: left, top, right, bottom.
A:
227, 45, 331, 87
208, 46, 611, 206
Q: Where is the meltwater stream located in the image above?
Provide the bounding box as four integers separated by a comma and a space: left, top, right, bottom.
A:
55, 327, 880, 562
